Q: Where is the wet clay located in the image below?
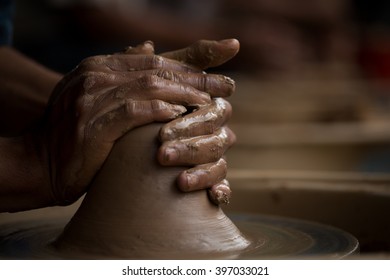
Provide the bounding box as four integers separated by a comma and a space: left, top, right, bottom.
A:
54, 123, 250, 259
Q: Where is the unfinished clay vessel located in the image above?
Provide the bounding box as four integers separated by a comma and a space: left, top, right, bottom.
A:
55, 123, 250, 259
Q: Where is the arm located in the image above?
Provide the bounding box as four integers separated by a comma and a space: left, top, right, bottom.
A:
0, 47, 62, 136
0, 47, 62, 212
0, 134, 52, 212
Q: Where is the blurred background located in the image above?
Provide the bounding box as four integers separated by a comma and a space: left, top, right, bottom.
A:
11, 0, 390, 78
12, 0, 390, 172
10, 0, 390, 254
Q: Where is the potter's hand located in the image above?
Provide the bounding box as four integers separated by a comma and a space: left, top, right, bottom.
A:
158, 98, 235, 205
164, 39, 239, 205
128, 39, 239, 205
40, 53, 235, 205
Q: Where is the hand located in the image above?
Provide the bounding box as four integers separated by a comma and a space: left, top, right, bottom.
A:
158, 98, 235, 205
39, 51, 235, 205
161, 39, 239, 204
127, 39, 240, 205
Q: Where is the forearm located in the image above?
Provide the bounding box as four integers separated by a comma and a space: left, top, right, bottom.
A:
0, 134, 53, 212
0, 47, 59, 211
0, 47, 62, 135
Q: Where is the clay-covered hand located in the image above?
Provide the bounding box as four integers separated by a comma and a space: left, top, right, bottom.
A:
39, 52, 235, 205
158, 98, 235, 205
162, 40, 239, 205
127, 39, 240, 205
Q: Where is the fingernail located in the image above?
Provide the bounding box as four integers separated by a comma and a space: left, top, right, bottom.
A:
219, 39, 240, 51
217, 190, 230, 205
173, 105, 187, 117
210, 75, 235, 97
215, 190, 224, 200
224, 76, 235, 86
164, 147, 178, 162
209, 189, 229, 205
186, 174, 198, 189
160, 127, 174, 141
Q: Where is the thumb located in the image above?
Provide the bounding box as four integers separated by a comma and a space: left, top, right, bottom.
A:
160, 39, 240, 70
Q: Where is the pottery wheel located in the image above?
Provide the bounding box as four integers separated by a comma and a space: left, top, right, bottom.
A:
0, 213, 358, 259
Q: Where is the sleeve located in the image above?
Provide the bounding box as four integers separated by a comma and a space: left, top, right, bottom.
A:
0, 0, 14, 45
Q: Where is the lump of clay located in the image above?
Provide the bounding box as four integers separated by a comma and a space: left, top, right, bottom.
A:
54, 124, 250, 259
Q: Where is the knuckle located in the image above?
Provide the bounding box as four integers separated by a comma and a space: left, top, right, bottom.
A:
80, 71, 97, 92
78, 71, 111, 94
160, 125, 177, 141
74, 94, 93, 117
149, 55, 164, 68
150, 99, 168, 112
198, 74, 208, 91
154, 68, 177, 81
124, 99, 167, 118
79, 70, 116, 92
124, 99, 138, 118
78, 55, 105, 70
135, 75, 161, 90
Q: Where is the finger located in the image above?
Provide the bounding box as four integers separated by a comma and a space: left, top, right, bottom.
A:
145, 69, 235, 98
117, 69, 235, 99
78, 54, 200, 73
157, 127, 236, 166
176, 158, 227, 192
86, 99, 186, 143
92, 67, 235, 98
160, 39, 240, 70
123, 41, 155, 55
93, 75, 211, 112
160, 98, 232, 141
208, 180, 232, 205
74, 66, 235, 98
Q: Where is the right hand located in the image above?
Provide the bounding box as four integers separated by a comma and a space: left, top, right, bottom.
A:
126, 39, 240, 205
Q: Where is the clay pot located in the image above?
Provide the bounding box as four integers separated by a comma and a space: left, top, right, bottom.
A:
55, 123, 250, 259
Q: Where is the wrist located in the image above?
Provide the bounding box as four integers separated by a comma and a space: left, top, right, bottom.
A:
0, 132, 54, 212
